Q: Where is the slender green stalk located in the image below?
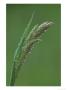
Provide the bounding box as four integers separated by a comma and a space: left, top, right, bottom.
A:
10, 12, 35, 86
10, 62, 15, 86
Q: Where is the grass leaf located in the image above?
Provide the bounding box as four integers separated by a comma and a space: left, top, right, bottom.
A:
10, 12, 35, 86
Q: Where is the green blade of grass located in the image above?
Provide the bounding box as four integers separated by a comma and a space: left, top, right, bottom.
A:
14, 12, 35, 61
10, 12, 35, 86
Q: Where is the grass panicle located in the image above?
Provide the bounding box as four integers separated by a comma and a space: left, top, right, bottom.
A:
10, 12, 53, 86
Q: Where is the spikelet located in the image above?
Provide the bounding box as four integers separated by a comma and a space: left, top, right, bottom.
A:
24, 24, 39, 43
15, 39, 40, 69
30, 21, 53, 39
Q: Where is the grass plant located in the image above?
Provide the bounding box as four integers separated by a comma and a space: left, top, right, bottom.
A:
10, 12, 53, 86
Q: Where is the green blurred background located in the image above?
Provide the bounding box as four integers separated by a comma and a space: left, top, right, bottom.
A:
6, 4, 61, 86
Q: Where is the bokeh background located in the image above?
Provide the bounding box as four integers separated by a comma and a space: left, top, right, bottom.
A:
6, 4, 61, 86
